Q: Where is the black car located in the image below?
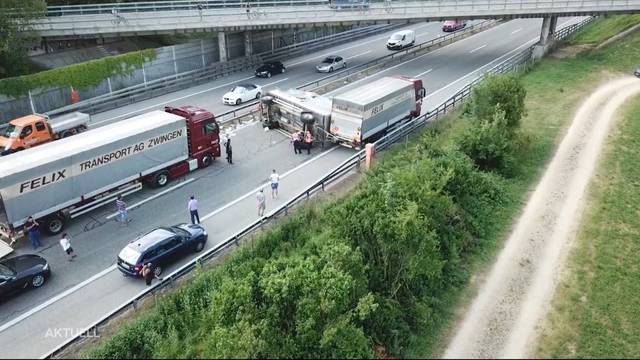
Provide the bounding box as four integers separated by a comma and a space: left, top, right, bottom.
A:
635, 66, 640, 78
117, 224, 207, 277
255, 61, 286, 78
0, 254, 51, 297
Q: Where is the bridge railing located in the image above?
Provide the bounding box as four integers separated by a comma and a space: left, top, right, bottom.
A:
43, 14, 595, 360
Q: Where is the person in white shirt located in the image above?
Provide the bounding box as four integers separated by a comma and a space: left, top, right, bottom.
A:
188, 196, 200, 224
256, 189, 266, 217
60, 233, 77, 261
270, 169, 279, 199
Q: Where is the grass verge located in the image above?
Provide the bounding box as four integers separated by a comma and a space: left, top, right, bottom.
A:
568, 14, 640, 45
535, 96, 640, 358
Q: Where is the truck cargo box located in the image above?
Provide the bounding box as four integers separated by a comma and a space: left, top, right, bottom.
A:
49, 112, 90, 134
330, 76, 415, 143
0, 111, 188, 229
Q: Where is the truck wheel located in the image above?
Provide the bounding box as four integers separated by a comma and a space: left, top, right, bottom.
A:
61, 131, 72, 138
202, 154, 213, 168
152, 171, 170, 188
44, 215, 65, 235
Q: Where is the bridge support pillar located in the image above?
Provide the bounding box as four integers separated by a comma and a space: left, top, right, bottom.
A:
218, 31, 228, 62
533, 16, 558, 59
244, 31, 253, 57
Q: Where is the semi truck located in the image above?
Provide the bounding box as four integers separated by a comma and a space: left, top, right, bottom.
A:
261, 76, 425, 149
0, 112, 90, 155
0, 105, 221, 247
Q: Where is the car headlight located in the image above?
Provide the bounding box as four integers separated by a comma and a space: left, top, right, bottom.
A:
202, 230, 207, 236
42, 262, 49, 271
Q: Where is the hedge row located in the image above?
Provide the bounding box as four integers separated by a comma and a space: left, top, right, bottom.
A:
0, 49, 156, 97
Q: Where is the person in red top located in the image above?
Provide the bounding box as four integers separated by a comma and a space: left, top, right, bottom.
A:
303, 131, 313, 155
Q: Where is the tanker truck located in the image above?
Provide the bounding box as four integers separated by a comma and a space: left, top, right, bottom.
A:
261, 75, 425, 149
0, 105, 221, 247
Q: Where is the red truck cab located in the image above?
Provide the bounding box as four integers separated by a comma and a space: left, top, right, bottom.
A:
163, 106, 221, 179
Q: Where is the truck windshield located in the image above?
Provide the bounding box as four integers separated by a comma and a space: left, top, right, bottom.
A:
390, 34, 403, 40
1, 124, 18, 138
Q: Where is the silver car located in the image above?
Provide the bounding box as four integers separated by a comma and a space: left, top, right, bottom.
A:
316, 55, 347, 73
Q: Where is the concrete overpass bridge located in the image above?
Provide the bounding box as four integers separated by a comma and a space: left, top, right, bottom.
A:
35, 0, 640, 60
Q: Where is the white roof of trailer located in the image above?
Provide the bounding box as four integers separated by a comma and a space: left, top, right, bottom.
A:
0, 110, 185, 178
333, 77, 411, 107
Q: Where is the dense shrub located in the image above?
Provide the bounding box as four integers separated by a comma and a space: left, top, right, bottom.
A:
465, 74, 527, 131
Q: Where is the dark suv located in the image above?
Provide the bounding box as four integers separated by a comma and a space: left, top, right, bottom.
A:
117, 224, 207, 277
255, 61, 286, 78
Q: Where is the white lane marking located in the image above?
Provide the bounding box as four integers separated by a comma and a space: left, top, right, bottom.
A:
346, 50, 372, 60
0, 265, 117, 334
415, 68, 433, 77
470, 44, 487, 53
106, 178, 197, 220
201, 146, 340, 222
511, 28, 523, 34
91, 75, 257, 126
262, 77, 289, 88
426, 17, 578, 101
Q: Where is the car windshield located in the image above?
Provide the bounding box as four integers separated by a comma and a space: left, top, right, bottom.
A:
119, 246, 142, 265
321, 58, 334, 64
0, 263, 15, 277
171, 226, 191, 237
444, 21, 455, 26
1, 124, 18, 138
230, 86, 245, 93
391, 34, 403, 40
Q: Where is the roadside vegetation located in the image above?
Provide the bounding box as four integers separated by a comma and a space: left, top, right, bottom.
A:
83, 17, 640, 359
535, 98, 640, 358
0, 0, 46, 78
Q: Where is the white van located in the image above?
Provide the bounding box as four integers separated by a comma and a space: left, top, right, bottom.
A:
386, 30, 416, 50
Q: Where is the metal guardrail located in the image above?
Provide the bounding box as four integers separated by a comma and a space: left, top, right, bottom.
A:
46, 0, 331, 16
43, 16, 594, 360
42, 23, 399, 120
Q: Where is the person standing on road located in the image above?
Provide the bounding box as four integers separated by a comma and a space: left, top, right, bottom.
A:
24, 216, 41, 250
304, 131, 313, 155
291, 131, 301, 154
256, 189, 266, 217
59, 233, 77, 261
116, 195, 129, 226
141, 263, 154, 286
188, 196, 200, 224
270, 169, 279, 199
224, 136, 233, 164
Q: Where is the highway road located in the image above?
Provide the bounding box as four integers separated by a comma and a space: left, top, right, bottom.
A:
0, 17, 583, 358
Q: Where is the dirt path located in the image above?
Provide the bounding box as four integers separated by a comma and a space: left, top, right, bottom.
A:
442, 76, 640, 359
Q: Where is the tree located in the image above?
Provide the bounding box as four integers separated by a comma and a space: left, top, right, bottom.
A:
466, 74, 527, 130
0, 0, 46, 77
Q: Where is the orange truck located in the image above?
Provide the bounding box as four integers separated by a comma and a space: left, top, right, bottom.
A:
0, 112, 89, 155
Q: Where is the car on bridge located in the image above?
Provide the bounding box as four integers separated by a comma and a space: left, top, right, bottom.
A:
222, 84, 262, 105
255, 61, 286, 78
316, 55, 347, 73
117, 224, 208, 278
442, 20, 467, 32
0, 254, 50, 298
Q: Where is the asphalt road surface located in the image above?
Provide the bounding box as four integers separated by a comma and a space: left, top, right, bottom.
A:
0, 17, 583, 359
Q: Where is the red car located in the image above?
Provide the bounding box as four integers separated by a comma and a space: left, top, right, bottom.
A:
443, 20, 468, 32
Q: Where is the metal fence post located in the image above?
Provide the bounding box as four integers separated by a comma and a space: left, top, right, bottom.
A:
201, 39, 206, 67
172, 45, 178, 75
28, 90, 36, 113
107, 77, 113, 94
142, 62, 148, 88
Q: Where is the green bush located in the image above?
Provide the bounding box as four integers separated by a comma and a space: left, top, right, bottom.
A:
465, 74, 527, 131
0, 49, 156, 97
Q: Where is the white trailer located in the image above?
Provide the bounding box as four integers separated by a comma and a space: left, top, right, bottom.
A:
329, 76, 423, 147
